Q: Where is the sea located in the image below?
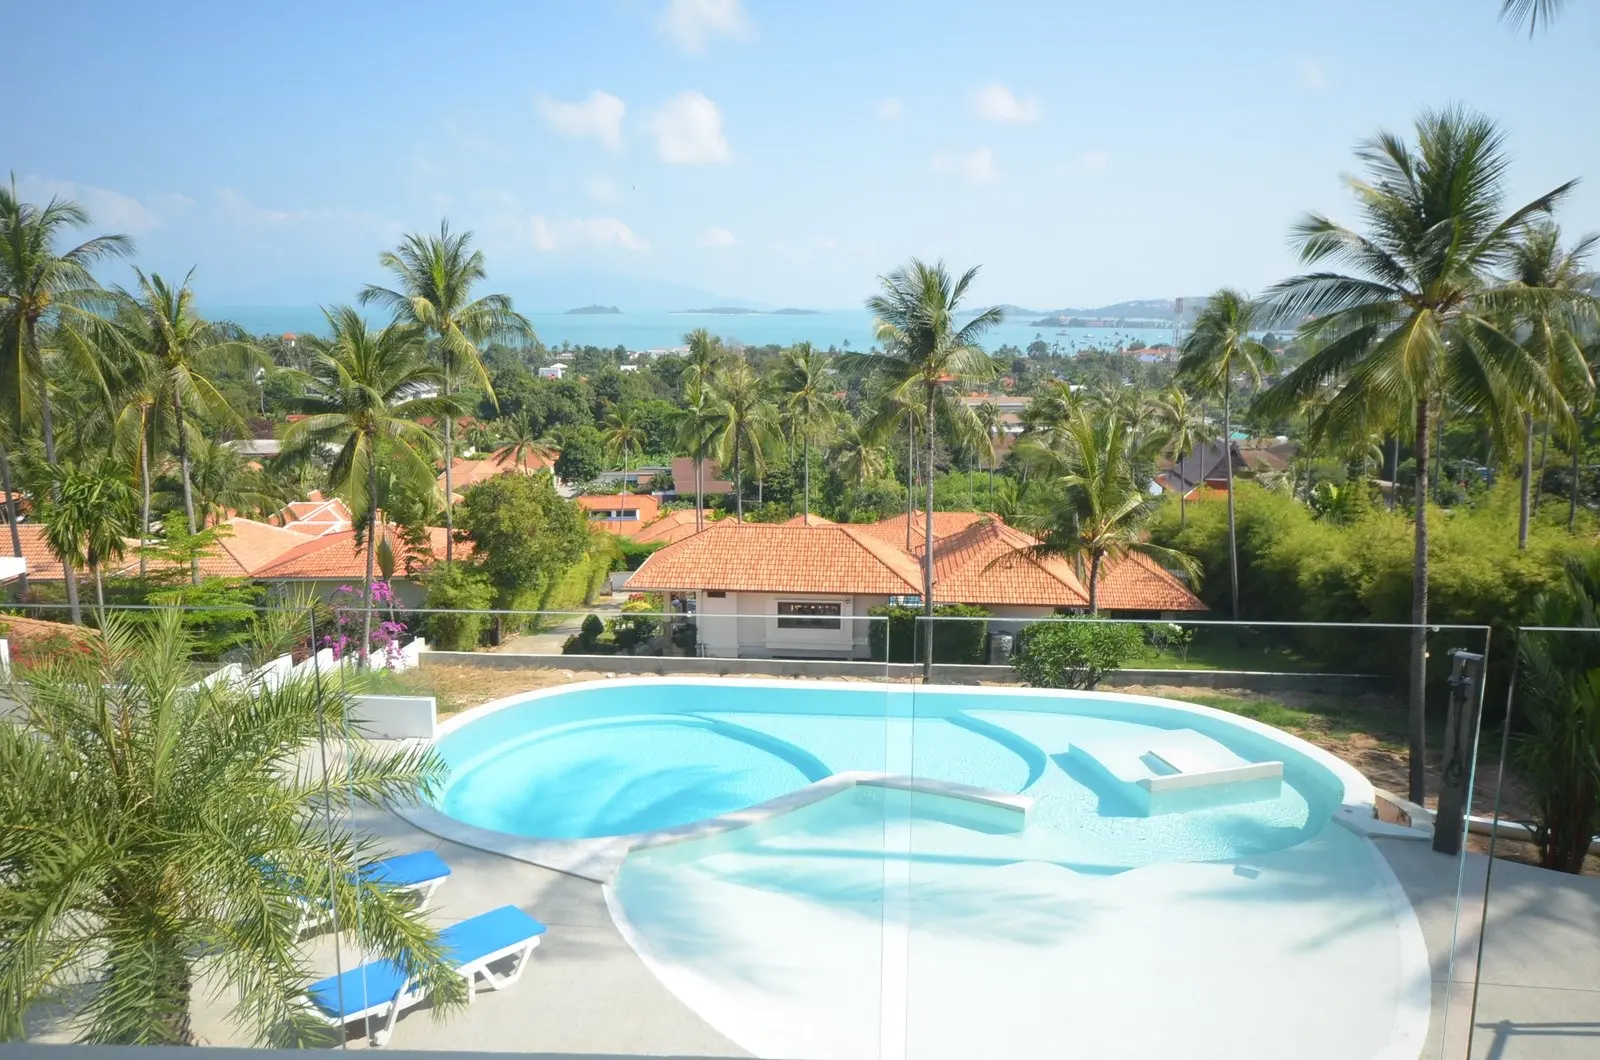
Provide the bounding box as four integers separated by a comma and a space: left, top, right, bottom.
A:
210, 306, 1176, 356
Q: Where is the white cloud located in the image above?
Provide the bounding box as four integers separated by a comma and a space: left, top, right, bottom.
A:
15, 176, 187, 234
528, 215, 650, 253
1296, 59, 1328, 92
660, 0, 753, 52
584, 174, 620, 202
875, 97, 903, 121
649, 91, 732, 165
216, 188, 302, 225
932, 148, 998, 185
697, 226, 737, 248
972, 83, 1040, 124
535, 90, 626, 151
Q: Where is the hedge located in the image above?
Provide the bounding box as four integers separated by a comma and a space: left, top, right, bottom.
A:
867, 603, 990, 663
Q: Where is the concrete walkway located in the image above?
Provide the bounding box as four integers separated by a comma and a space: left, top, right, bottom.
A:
189, 799, 746, 1055
1377, 838, 1600, 1060
495, 601, 624, 656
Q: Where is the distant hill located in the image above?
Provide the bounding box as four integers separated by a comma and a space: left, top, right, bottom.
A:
960, 304, 1047, 318
565, 304, 621, 315
1028, 298, 1207, 327
770, 307, 820, 315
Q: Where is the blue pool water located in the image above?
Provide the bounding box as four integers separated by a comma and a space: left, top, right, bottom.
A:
431, 680, 1348, 867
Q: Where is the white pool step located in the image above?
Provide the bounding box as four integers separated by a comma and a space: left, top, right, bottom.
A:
1066, 729, 1282, 815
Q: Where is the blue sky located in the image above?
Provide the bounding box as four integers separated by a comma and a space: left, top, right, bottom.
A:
5, 0, 1598, 310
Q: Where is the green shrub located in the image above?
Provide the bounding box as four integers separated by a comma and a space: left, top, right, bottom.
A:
418, 562, 494, 652
561, 613, 609, 655
1011, 619, 1146, 689
608, 597, 662, 653
867, 603, 990, 663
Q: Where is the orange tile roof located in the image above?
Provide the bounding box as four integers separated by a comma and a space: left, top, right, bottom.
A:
1094, 551, 1206, 612
781, 513, 837, 526
856, 511, 991, 553
624, 508, 705, 544
439, 448, 555, 494
7, 524, 68, 576
629, 513, 1206, 612
579, 493, 661, 533
628, 522, 923, 595
276, 496, 354, 536
929, 518, 1089, 607
255, 526, 468, 580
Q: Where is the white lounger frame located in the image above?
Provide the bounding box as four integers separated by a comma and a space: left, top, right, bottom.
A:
304, 932, 541, 1046
296, 874, 448, 935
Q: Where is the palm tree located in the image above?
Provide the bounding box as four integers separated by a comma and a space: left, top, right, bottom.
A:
974, 400, 1003, 508
776, 343, 836, 520
283, 307, 450, 666
857, 260, 1003, 674
1177, 289, 1274, 624
492, 412, 559, 473
830, 418, 888, 488
0, 177, 133, 615
707, 357, 778, 522
360, 221, 533, 562
601, 406, 646, 494
0, 416, 26, 594
114, 270, 261, 584
0, 612, 467, 1045
39, 457, 136, 621
181, 435, 279, 526
1256, 107, 1581, 804
669, 387, 714, 533
1011, 405, 1198, 614
1502, 0, 1567, 33
682, 328, 725, 392
1156, 387, 1212, 529
1505, 223, 1597, 548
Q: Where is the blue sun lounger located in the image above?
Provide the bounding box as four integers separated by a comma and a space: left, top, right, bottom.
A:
302, 905, 547, 1046
295, 849, 452, 933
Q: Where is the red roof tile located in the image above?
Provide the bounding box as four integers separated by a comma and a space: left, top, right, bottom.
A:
929, 518, 1089, 607
628, 522, 923, 595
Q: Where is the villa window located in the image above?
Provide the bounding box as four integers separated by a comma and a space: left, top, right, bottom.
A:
776, 600, 842, 630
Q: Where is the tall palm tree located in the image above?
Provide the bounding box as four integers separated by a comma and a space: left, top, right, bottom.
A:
1256, 107, 1580, 804
1011, 405, 1198, 614
776, 342, 836, 520
113, 270, 261, 584
673, 382, 724, 532
0, 612, 467, 1045
830, 418, 888, 488
493, 411, 559, 473
601, 406, 646, 494
707, 357, 778, 522
283, 307, 450, 666
0, 177, 132, 615
360, 221, 533, 562
974, 400, 1003, 508
39, 457, 136, 621
1177, 289, 1275, 624
0, 416, 25, 594
1505, 222, 1597, 548
1156, 386, 1212, 529
682, 328, 725, 392
180, 435, 279, 527
857, 260, 1003, 674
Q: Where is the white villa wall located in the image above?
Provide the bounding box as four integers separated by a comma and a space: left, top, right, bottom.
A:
695, 591, 887, 659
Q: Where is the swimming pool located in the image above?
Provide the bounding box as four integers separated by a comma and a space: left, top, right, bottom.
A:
416, 679, 1427, 1060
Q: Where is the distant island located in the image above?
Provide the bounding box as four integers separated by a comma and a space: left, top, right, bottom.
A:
679, 306, 820, 315
565, 305, 621, 315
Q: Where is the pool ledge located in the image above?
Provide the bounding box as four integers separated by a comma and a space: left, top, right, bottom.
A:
390, 771, 1031, 885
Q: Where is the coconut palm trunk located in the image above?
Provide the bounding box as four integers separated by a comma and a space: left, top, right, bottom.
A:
0, 438, 25, 596
905, 420, 915, 552
1389, 437, 1399, 511
1534, 419, 1550, 513
363, 458, 378, 669
442, 368, 455, 563
1223, 375, 1239, 623
802, 424, 811, 519
695, 456, 704, 532
1520, 411, 1535, 549
922, 398, 936, 680
1408, 397, 1432, 804
733, 442, 743, 521
172, 393, 200, 584
31, 328, 82, 621
1087, 553, 1102, 616
1570, 443, 1581, 533
139, 421, 153, 577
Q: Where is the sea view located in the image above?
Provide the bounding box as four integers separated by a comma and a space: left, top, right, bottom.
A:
209, 305, 1176, 354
